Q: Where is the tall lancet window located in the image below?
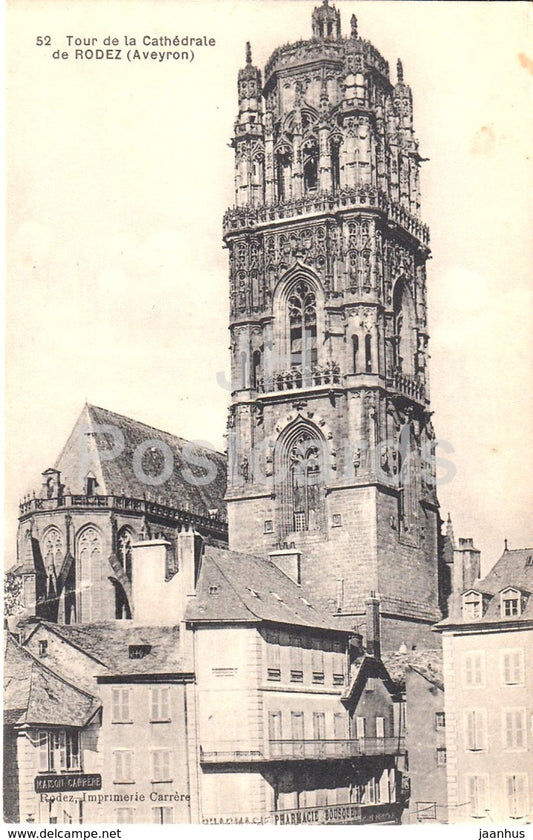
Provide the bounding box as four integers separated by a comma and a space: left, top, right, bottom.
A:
303, 139, 318, 193
288, 281, 317, 373
77, 526, 102, 623
290, 432, 322, 532
276, 424, 325, 537
117, 527, 133, 581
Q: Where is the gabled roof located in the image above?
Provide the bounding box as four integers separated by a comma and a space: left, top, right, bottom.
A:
342, 655, 401, 706
381, 648, 444, 691
32, 621, 188, 676
53, 404, 227, 518
186, 546, 351, 634
4, 636, 99, 727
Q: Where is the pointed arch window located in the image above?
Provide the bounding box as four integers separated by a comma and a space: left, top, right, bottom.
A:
303, 139, 318, 193
288, 281, 317, 373
352, 335, 359, 373
365, 334, 372, 372
252, 350, 262, 390
331, 139, 341, 194
77, 527, 102, 623
290, 432, 322, 532
42, 528, 63, 571
276, 150, 292, 201
117, 527, 133, 581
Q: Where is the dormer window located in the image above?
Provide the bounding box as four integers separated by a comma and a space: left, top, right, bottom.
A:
501, 588, 521, 618
462, 590, 482, 620
129, 644, 151, 659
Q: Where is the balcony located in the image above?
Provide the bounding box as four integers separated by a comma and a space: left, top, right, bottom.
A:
18, 493, 228, 534
200, 737, 405, 764
223, 189, 429, 245
392, 371, 426, 404
258, 362, 341, 394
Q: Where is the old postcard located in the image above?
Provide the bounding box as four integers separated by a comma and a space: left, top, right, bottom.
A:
4, 0, 532, 830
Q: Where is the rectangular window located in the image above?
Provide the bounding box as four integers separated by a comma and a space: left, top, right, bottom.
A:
365, 677, 377, 692
312, 647, 324, 684
112, 687, 131, 723
151, 750, 172, 782
436, 747, 447, 766
463, 652, 485, 687
290, 637, 303, 682
435, 712, 446, 729
313, 712, 326, 740
466, 775, 489, 817
376, 717, 385, 739
502, 596, 520, 617
114, 750, 134, 784
38, 731, 49, 772
503, 708, 526, 750
153, 807, 173, 824
291, 712, 304, 741
501, 649, 524, 685
294, 512, 306, 532
505, 774, 528, 818
465, 709, 487, 751
333, 712, 346, 740
38, 731, 80, 772
356, 717, 366, 739
150, 687, 170, 722
116, 809, 135, 824
267, 632, 281, 681
333, 644, 345, 685
366, 778, 377, 805
268, 711, 282, 741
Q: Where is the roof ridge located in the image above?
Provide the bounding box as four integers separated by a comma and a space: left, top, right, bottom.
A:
87, 404, 225, 458
33, 623, 109, 669
13, 636, 99, 702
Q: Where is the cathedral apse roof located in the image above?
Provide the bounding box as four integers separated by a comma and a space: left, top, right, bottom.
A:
52, 403, 227, 520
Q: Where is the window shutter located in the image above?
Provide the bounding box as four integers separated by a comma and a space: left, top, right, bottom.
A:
356, 717, 366, 739
38, 732, 49, 772
376, 716, 385, 738
466, 711, 474, 749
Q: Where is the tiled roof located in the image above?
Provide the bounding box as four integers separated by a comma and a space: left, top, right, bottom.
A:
478, 548, 533, 594
381, 648, 444, 690
342, 655, 401, 705
54, 404, 227, 519
438, 548, 533, 627
186, 546, 351, 634
36, 622, 188, 675
4, 636, 99, 727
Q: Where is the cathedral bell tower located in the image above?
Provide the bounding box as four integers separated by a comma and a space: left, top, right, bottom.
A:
223, 2, 442, 647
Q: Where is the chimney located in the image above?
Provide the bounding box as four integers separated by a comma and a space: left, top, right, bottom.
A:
131, 530, 204, 625
268, 547, 301, 585
453, 537, 481, 594
365, 592, 381, 660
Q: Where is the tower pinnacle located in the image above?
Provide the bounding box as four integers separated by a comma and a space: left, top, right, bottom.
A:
397, 58, 404, 84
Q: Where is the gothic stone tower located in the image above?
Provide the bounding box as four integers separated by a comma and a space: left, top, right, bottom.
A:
224, 1, 441, 648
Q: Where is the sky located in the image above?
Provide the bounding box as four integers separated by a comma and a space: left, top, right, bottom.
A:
5, 0, 533, 574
